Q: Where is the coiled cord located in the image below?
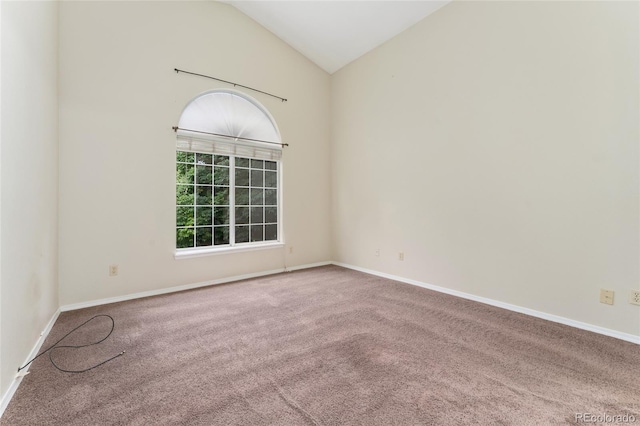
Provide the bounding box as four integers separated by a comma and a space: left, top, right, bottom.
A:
18, 314, 125, 374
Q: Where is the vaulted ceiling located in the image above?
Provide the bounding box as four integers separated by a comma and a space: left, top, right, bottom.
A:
227, 1, 451, 74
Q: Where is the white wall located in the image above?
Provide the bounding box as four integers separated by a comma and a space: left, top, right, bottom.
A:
58, 1, 331, 305
0, 1, 59, 398
331, 1, 640, 336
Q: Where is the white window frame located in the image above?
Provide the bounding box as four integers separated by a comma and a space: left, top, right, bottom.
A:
175, 150, 284, 259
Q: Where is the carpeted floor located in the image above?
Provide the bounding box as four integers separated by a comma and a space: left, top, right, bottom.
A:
2, 265, 639, 425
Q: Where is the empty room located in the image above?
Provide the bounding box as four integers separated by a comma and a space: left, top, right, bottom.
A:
1, 0, 638, 424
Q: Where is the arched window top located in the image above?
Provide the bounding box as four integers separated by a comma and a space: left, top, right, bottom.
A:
178, 90, 281, 145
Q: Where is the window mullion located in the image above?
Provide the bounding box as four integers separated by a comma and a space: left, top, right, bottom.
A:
229, 156, 236, 246
192, 158, 197, 248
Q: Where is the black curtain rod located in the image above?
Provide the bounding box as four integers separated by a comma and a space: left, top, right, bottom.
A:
174, 68, 288, 103
173, 127, 289, 147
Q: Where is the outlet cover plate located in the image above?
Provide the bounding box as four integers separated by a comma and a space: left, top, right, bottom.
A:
599, 289, 614, 305
109, 265, 119, 276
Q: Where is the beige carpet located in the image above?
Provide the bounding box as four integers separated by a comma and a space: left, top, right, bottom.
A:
2, 265, 639, 425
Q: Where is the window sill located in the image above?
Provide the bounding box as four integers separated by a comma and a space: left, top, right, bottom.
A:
174, 242, 285, 259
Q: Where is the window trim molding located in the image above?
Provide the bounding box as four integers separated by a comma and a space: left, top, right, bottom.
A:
175, 88, 285, 254
174, 241, 285, 259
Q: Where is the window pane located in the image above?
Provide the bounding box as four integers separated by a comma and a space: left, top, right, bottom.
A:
265, 171, 277, 188
251, 170, 263, 187
265, 207, 277, 223
214, 187, 229, 205
236, 207, 249, 224
177, 185, 194, 205
176, 228, 194, 248
196, 186, 212, 205
251, 225, 264, 242
177, 206, 194, 227
177, 151, 194, 163
236, 157, 250, 168
214, 207, 229, 225
214, 226, 229, 245
214, 167, 229, 185
250, 188, 264, 206
265, 189, 277, 205
196, 207, 212, 226
196, 153, 212, 165
196, 165, 212, 185
214, 155, 229, 166
177, 163, 194, 184
196, 227, 212, 247
235, 188, 249, 205
251, 207, 264, 224
235, 226, 249, 243
179, 156, 279, 249
265, 224, 277, 241
235, 168, 249, 186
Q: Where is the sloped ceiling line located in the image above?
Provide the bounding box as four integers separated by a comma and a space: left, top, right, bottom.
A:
228, 1, 451, 74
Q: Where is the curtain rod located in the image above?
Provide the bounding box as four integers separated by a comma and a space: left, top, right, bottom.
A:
174, 68, 288, 103
173, 127, 289, 147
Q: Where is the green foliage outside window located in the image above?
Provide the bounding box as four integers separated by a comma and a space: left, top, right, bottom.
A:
176, 151, 278, 249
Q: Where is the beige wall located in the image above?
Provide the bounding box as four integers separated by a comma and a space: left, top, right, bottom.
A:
331, 1, 640, 336
0, 1, 59, 398
58, 1, 332, 305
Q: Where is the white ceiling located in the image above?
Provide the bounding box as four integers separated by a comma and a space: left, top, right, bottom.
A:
228, 1, 451, 74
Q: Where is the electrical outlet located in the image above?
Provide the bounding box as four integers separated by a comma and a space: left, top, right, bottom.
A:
599, 289, 614, 305
399, 252, 404, 261
375, 249, 380, 257
629, 290, 640, 306
109, 265, 119, 277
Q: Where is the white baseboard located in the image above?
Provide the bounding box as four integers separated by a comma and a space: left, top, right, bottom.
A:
286, 261, 333, 272
332, 262, 640, 345
60, 261, 332, 312
0, 308, 61, 418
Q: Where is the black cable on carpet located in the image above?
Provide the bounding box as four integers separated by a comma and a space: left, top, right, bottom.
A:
18, 314, 125, 374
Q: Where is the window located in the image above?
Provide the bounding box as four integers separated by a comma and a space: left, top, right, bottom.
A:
176, 153, 279, 249
175, 90, 282, 254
